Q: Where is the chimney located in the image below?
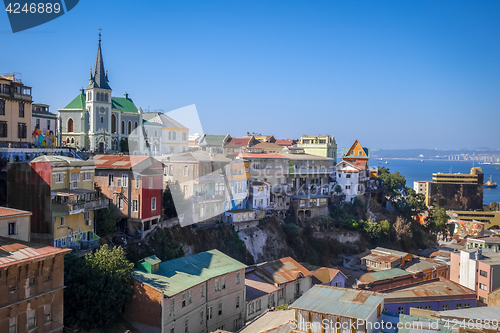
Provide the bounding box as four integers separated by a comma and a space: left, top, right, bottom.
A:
124, 92, 129, 99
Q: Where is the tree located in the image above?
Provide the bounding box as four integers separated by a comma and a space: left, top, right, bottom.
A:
95, 207, 120, 237
429, 206, 450, 240
334, 184, 342, 195
64, 245, 134, 330
394, 188, 426, 219
119, 138, 129, 153
394, 217, 413, 242
361, 220, 390, 241
378, 167, 407, 202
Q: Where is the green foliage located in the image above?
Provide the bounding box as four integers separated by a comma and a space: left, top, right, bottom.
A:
428, 206, 450, 239
151, 228, 185, 261
119, 138, 129, 153
394, 188, 426, 219
276, 304, 290, 310
95, 207, 120, 237
334, 184, 343, 194
360, 219, 390, 241
378, 167, 407, 201
64, 246, 134, 330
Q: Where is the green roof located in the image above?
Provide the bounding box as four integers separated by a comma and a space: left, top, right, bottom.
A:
133, 249, 247, 297
143, 119, 162, 127
199, 134, 228, 146
112, 96, 138, 113
62, 89, 86, 110
358, 268, 412, 284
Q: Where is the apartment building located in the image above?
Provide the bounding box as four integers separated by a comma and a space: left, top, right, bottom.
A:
296, 134, 337, 162
361, 247, 413, 271
7, 156, 107, 247
93, 154, 163, 238
126, 249, 247, 333
413, 180, 431, 195
225, 158, 250, 211
450, 247, 500, 305
248, 181, 271, 211
245, 257, 313, 322
239, 151, 288, 187
0, 74, 32, 148
451, 210, 500, 229
290, 285, 385, 333
427, 168, 484, 210
0, 207, 31, 241
142, 112, 189, 155
0, 236, 71, 333
223, 209, 258, 231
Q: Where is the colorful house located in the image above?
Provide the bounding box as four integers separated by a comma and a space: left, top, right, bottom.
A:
311, 267, 346, 287
341, 139, 370, 164
296, 134, 337, 162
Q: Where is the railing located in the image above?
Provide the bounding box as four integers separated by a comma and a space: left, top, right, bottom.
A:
191, 194, 225, 202
52, 198, 109, 214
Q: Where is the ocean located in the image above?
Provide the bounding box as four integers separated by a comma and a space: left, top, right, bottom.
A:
379, 159, 500, 205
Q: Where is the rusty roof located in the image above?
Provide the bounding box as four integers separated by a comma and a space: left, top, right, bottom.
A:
358, 268, 413, 284
362, 253, 401, 263
290, 285, 385, 320
0, 207, 32, 218
0, 236, 71, 267
245, 278, 280, 301
384, 278, 475, 303
251, 257, 312, 285
93, 155, 150, 169
253, 142, 284, 150
404, 259, 446, 273
312, 267, 344, 284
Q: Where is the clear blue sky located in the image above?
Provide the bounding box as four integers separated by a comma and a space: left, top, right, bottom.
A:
2, 0, 500, 150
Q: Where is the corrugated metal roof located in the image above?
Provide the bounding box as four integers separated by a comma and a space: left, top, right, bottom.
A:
312, 267, 343, 284
0, 236, 70, 267
93, 155, 150, 169
358, 268, 412, 283
133, 249, 247, 297
404, 259, 446, 273
290, 285, 385, 320
436, 306, 500, 321
372, 247, 410, 258
384, 279, 475, 302
250, 257, 312, 285
245, 278, 280, 301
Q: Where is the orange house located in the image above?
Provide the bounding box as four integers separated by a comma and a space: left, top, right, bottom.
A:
341, 140, 370, 165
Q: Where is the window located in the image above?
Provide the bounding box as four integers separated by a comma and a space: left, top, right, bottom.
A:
464, 303, 471, 308
0, 121, 7, 137
200, 310, 204, 325
28, 310, 36, 330
117, 178, 122, 187
257, 299, 261, 311
184, 319, 188, 333
398, 306, 404, 314
257, 199, 263, 205
154, 129, 158, 137
44, 304, 51, 323
111, 114, 117, 133
60, 216, 65, 226
151, 197, 156, 210
8, 317, 16, 333
8, 222, 16, 235
479, 296, 487, 304
101, 116, 104, 123
173, 132, 177, 140
424, 305, 432, 310
19, 103, 24, 117
0, 100, 5, 115
8, 276, 16, 293
128, 121, 131, 134
36, 118, 40, 129
170, 299, 175, 313
236, 295, 240, 308
183, 165, 189, 177
200, 285, 204, 298
207, 307, 212, 320
149, 177, 153, 188
136, 177, 141, 189
108, 174, 114, 186
169, 131, 172, 140
345, 185, 351, 190
218, 302, 222, 316
456, 303, 463, 309
132, 200, 138, 212
121, 121, 125, 134
480, 283, 488, 291
346, 174, 351, 178
83, 171, 92, 181
279, 288, 284, 299
134, 121, 138, 130
122, 175, 128, 187
67, 118, 74, 132
480, 270, 488, 277
17, 123, 27, 139
416, 306, 423, 309
70, 173, 79, 189
221, 277, 226, 290
442, 304, 449, 311
183, 132, 187, 141
170, 147, 174, 154
236, 272, 240, 284
182, 292, 186, 308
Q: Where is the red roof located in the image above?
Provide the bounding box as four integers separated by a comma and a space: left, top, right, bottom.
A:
275, 139, 293, 147
253, 142, 283, 150
93, 155, 150, 169
226, 138, 252, 147
0, 237, 71, 267
239, 152, 287, 159
0, 207, 31, 218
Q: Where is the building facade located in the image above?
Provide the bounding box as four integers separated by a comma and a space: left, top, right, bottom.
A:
32, 103, 57, 148
126, 249, 247, 333
0, 236, 71, 333
0, 207, 31, 242
296, 134, 337, 162
0, 74, 32, 148
143, 112, 189, 155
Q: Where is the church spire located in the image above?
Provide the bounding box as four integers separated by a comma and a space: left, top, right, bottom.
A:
87, 28, 111, 90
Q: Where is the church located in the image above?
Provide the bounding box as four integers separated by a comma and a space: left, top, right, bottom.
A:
58, 32, 145, 153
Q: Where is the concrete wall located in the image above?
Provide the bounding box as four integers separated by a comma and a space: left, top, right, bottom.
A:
0, 214, 30, 242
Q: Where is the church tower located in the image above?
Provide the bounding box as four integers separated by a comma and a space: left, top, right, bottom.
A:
86, 30, 112, 152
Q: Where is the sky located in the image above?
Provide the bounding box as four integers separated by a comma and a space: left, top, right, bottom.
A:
2, 0, 500, 150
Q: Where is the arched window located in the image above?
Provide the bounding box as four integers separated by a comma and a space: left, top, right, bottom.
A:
128, 121, 131, 134
88, 91, 91, 101
71, 138, 74, 143
96, 92, 101, 101
134, 121, 138, 130
105, 93, 108, 102
121, 121, 125, 134
111, 114, 116, 133
67, 118, 74, 132
66, 137, 70, 144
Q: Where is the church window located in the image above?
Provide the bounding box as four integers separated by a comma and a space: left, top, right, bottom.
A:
111, 114, 117, 133
128, 121, 131, 135
105, 93, 108, 102
101, 117, 104, 123
134, 121, 138, 130
66, 137, 70, 144
71, 138, 74, 143
67, 119, 74, 132
121, 121, 125, 134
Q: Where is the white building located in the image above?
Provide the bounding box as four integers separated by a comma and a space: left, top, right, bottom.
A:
142, 112, 189, 155
414, 180, 430, 195
248, 181, 271, 210
335, 160, 370, 202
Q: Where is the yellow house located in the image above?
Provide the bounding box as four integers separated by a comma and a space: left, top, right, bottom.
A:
451, 210, 500, 230
296, 134, 337, 162
0, 74, 33, 147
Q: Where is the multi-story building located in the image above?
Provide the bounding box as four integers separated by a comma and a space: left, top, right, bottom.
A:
32, 103, 57, 148
251, 142, 284, 154
0, 207, 31, 241
361, 247, 413, 271
245, 257, 312, 322
7, 156, 106, 247
341, 139, 370, 164
404, 258, 449, 280
296, 134, 337, 162
0, 236, 71, 333
58, 33, 145, 153
356, 268, 420, 292
125, 249, 247, 333
223, 209, 258, 231
384, 278, 476, 314
274, 138, 293, 148
245, 133, 275, 143
93, 154, 163, 238
225, 158, 250, 211
336, 159, 371, 202
413, 180, 431, 195
450, 247, 500, 305
427, 168, 484, 210
290, 285, 385, 333
0, 74, 32, 148
248, 181, 271, 211
239, 151, 288, 187
451, 210, 500, 229
160, 151, 231, 226
198, 134, 231, 154
143, 112, 189, 155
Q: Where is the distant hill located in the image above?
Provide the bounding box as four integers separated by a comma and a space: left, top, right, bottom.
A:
369, 148, 500, 160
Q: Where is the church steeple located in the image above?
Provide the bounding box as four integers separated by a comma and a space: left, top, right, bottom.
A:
87, 29, 112, 90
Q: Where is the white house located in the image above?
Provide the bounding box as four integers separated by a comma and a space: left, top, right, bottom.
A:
335, 160, 370, 202
248, 180, 271, 210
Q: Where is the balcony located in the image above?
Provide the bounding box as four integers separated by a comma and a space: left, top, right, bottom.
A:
191, 193, 226, 203
289, 166, 335, 176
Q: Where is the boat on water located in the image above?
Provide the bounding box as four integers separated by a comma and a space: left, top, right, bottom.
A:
378, 161, 388, 164
484, 176, 497, 189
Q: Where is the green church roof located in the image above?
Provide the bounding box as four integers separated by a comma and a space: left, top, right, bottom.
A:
62, 89, 86, 110
112, 96, 138, 113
